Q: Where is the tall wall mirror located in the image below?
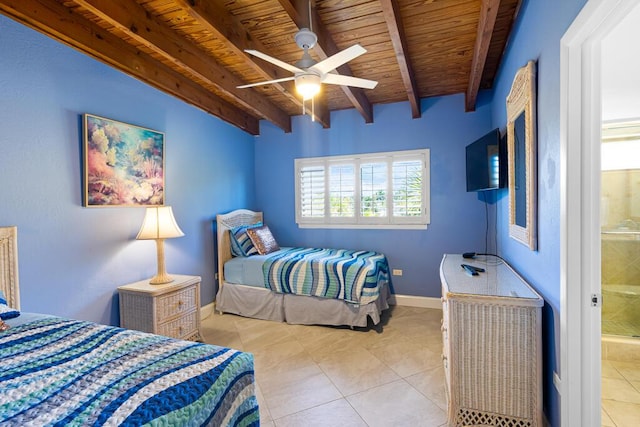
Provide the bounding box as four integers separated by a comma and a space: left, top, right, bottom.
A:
506, 60, 537, 250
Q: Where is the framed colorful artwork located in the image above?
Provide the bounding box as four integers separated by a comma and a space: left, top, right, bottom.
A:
83, 114, 165, 207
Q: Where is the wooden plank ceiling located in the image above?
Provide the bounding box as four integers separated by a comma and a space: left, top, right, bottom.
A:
0, 0, 521, 135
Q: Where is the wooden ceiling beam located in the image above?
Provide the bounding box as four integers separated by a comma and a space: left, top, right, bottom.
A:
73, 0, 292, 133
278, 0, 374, 124
379, 0, 421, 119
0, 0, 258, 134
174, 0, 329, 129
465, 0, 500, 112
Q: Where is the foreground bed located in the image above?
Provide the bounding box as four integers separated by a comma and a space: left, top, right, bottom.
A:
215, 209, 391, 327
0, 226, 259, 427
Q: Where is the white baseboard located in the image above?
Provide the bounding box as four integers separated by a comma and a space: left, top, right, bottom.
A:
389, 294, 442, 309
200, 302, 215, 320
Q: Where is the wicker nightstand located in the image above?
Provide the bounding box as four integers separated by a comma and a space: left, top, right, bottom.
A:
118, 275, 202, 341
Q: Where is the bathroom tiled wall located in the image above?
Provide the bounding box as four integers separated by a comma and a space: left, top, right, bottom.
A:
601, 169, 640, 231
601, 238, 640, 286
601, 169, 640, 336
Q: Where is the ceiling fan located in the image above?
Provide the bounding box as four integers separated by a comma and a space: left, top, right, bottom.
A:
237, 27, 378, 100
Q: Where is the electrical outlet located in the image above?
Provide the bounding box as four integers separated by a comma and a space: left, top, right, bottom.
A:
392, 269, 403, 276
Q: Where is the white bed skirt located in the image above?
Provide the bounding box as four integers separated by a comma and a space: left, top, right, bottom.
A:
215, 282, 391, 328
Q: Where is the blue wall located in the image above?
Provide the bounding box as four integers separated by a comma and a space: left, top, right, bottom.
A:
255, 93, 496, 298
488, 0, 588, 425
0, 15, 256, 325
0, 0, 595, 424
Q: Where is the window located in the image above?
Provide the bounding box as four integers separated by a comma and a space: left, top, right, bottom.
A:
295, 149, 430, 229
329, 164, 355, 217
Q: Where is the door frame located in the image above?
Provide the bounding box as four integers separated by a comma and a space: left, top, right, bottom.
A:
560, 0, 637, 425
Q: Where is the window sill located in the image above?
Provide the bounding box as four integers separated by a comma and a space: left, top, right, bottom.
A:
297, 223, 428, 230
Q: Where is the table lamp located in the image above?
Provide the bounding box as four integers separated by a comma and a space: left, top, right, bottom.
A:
136, 206, 184, 284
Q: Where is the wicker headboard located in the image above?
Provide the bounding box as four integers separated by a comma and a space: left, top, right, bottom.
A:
216, 209, 263, 289
0, 226, 20, 309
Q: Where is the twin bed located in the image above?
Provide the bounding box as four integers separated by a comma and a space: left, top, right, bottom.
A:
215, 209, 391, 328
0, 226, 259, 426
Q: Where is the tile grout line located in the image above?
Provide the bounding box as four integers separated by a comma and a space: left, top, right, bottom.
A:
206, 308, 448, 426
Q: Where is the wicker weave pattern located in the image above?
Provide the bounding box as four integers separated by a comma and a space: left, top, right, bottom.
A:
118, 275, 202, 341
0, 227, 19, 310
157, 285, 196, 319
449, 300, 539, 421
440, 254, 542, 427
441, 300, 451, 402
158, 310, 198, 339
119, 292, 154, 332
456, 408, 532, 427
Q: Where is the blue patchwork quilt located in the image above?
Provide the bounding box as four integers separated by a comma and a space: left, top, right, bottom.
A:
263, 247, 390, 304
0, 317, 259, 426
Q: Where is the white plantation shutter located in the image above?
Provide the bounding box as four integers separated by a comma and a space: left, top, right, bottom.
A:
360, 161, 387, 218
392, 157, 425, 221
295, 149, 430, 229
298, 164, 325, 219
329, 164, 355, 219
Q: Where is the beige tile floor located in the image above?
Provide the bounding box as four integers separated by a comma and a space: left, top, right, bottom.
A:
602, 359, 640, 427
201, 305, 448, 427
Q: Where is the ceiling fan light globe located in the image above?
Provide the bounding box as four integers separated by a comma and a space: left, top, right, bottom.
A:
296, 82, 320, 100
295, 73, 321, 99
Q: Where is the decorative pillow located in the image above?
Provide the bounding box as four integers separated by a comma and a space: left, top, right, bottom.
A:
230, 222, 263, 257
0, 290, 20, 320
246, 225, 280, 255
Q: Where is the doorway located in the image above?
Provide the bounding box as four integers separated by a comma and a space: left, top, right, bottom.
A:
599, 8, 640, 424
600, 122, 640, 426
561, 0, 640, 426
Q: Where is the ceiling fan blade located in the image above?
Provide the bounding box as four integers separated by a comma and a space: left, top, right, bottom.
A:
245, 49, 303, 74
322, 73, 378, 90
311, 44, 367, 74
237, 76, 296, 89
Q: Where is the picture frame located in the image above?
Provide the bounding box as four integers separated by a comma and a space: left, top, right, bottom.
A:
83, 114, 165, 207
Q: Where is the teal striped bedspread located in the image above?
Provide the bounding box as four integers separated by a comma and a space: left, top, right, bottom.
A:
0, 317, 259, 426
263, 247, 390, 305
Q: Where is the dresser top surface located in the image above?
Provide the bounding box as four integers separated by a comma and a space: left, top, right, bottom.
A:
440, 254, 543, 304
118, 275, 201, 295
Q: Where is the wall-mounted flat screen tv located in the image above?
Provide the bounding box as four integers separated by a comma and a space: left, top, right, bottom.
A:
465, 128, 507, 192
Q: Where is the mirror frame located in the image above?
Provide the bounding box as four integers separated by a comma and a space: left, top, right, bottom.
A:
506, 60, 537, 250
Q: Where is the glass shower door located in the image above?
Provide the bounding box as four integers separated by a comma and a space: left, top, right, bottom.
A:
601, 120, 640, 338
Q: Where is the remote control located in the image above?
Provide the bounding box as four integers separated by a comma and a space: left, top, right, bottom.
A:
461, 263, 484, 273
461, 264, 478, 276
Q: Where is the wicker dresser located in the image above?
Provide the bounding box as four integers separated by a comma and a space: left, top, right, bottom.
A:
118, 275, 202, 341
440, 254, 543, 427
